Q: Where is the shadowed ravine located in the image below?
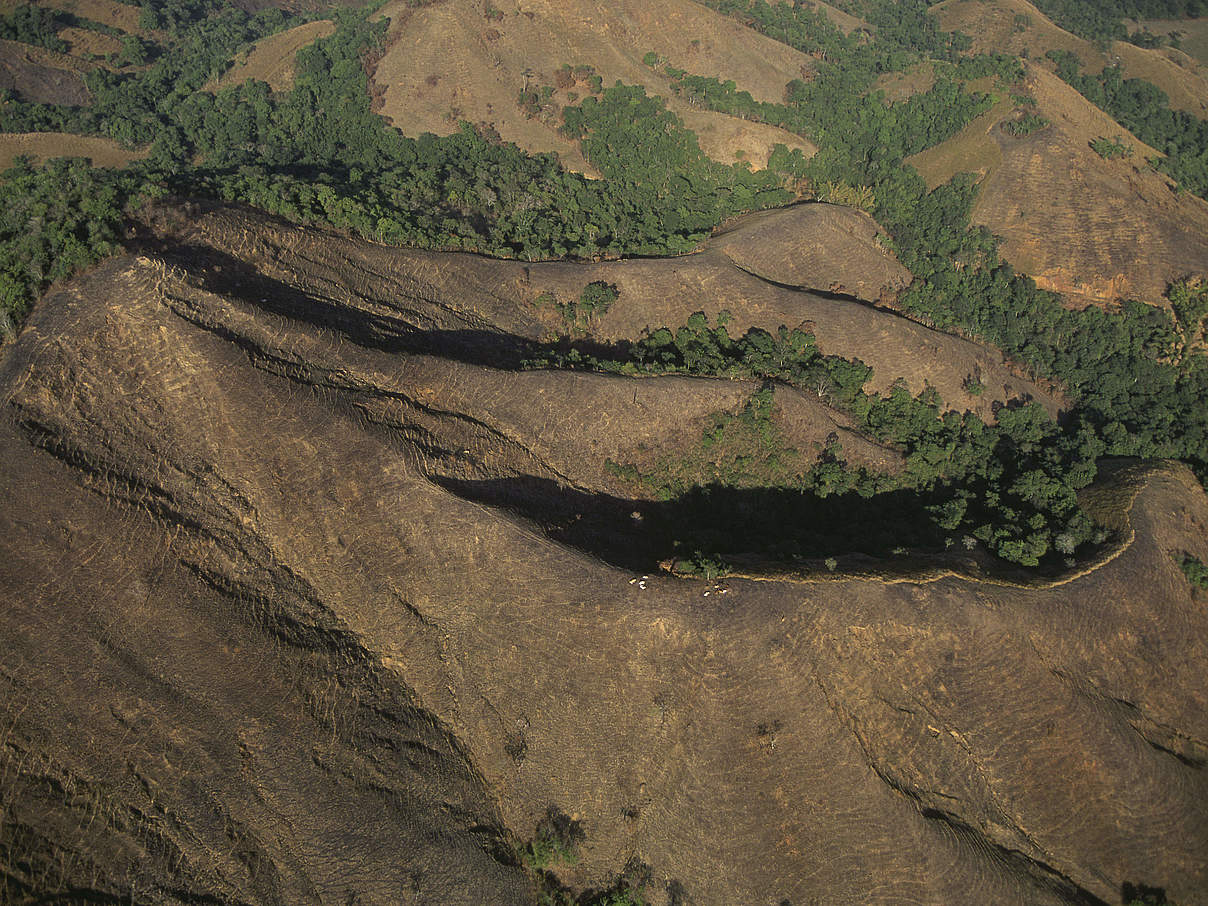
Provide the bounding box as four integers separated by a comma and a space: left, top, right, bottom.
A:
1, 208, 1206, 906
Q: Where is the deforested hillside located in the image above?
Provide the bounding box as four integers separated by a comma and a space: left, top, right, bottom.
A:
4, 0, 1208, 902
907, 63, 1208, 307
1, 212, 1206, 906
370, 0, 816, 172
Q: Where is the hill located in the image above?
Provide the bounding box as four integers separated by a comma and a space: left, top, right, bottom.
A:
933, 0, 1208, 117
908, 63, 1208, 307
370, 0, 816, 174
1, 210, 1205, 906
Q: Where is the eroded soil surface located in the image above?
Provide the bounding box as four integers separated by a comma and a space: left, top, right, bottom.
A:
1, 207, 1206, 905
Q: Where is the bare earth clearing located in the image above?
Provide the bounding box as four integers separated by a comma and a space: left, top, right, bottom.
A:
371, 0, 816, 175
0, 205, 1204, 905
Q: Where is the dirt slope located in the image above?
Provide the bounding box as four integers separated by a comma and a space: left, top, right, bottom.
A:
211, 19, 334, 92
934, 0, 1208, 117
0, 131, 146, 167
1, 213, 1205, 906
371, 0, 816, 174
178, 203, 1056, 418
908, 64, 1208, 307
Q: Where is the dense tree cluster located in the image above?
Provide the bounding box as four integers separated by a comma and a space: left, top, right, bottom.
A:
529, 310, 1100, 565
0, 4, 69, 51
0, 158, 137, 332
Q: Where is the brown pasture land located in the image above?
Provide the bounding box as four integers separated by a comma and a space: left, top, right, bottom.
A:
804, 0, 867, 35
371, 0, 816, 175
211, 19, 334, 93
0, 199, 1204, 906
934, 0, 1208, 116
0, 131, 146, 168
906, 93, 1013, 190
909, 64, 1208, 307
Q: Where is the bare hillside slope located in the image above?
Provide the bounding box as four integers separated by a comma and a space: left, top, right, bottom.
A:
371, 0, 815, 173
1, 214, 1205, 905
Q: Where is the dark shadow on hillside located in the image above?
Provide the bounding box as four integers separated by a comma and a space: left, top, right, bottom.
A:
152, 243, 637, 371
431, 473, 986, 576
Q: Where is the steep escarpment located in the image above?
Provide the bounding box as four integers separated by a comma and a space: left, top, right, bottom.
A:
1, 213, 1206, 905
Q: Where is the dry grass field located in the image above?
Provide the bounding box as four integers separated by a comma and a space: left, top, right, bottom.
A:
906, 93, 1013, 190
908, 63, 1208, 307
803, 0, 866, 35
934, 0, 1208, 116
371, 0, 816, 175
0, 132, 145, 168
211, 19, 334, 92
1135, 16, 1208, 65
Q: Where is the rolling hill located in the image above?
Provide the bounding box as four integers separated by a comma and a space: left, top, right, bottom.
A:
2, 0, 1208, 902
1, 206, 1205, 906
370, 0, 817, 173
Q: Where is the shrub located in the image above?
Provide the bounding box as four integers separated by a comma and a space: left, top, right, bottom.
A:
1091, 135, 1133, 159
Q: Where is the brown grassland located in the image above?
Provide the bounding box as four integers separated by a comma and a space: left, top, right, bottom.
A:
0, 131, 146, 167
370, 0, 817, 175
